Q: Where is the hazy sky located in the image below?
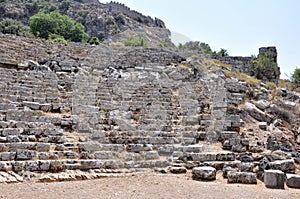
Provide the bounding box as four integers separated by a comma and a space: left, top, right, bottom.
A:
101, 0, 299, 79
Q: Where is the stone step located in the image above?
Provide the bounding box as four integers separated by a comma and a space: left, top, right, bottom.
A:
183, 152, 236, 162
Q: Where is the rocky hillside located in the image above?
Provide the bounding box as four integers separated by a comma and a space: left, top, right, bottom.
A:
0, 0, 173, 47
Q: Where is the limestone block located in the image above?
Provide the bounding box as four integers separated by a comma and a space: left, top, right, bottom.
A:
7, 135, 21, 142
0, 137, 7, 142
2, 128, 20, 136
192, 166, 216, 180
80, 160, 103, 170
264, 170, 285, 189
16, 149, 36, 160
259, 122, 267, 131
181, 116, 199, 126
169, 166, 187, 174
1, 152, 15, 161
12, 161, 25, 172
220, 131, 238, 141
286, 174, 300, 189
36, 143, 51, 152
216, 153, 236, 161
255, 100, 270, 110
267, 135, 280, 151
188, 152, 217, 162
239, 153, 254, 162
143, 151, 160, 160
26, 161, 39, 171
0, 162, 12, 171
23, 101, 40, 110
227, 172, 257, 184
243, 102, 272, 122
268, 159, 295, 173
39, 160, 51, 171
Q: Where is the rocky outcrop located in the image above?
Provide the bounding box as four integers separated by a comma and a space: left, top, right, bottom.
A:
0, 0, 173, 47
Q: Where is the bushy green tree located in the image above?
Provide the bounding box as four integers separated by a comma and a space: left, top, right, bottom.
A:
217, 48, 229, 57
178, 41, 215, 54
29, 11, 88, 42
0, 18, 34, 38
250, 50, 279, 80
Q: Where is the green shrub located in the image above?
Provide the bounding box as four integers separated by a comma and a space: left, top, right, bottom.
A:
292, 68, 300, 83
0, 18, 34, 38
29, 11, 89, 42
124, 36, 149, 47
48, 33, 68, 43
158, 42, 170, 48
88, 36, 100, 45
217, 48, 229, 57
178, 41, 215, 54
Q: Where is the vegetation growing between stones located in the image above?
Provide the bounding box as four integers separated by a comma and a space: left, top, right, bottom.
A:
124, 36, 149, 47
224, 69, 261, 87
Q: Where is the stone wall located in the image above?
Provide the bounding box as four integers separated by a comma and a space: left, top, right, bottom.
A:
107, 1, 166, 28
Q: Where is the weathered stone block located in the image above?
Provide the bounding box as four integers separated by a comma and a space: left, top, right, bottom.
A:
264, 170, 285, 189
0, 162, 12, 171
1, 152, 15, 161
26, 161, 39, 171
169, 166, 187, 174
216, 152, 236, 161
227, 172, 257, 184
36, 143, 51, 152
23, 101, 40, 110
16, 149, 36, 160
39, 160, 51, 171
192, 166, 216, 181
255, 100, 270, 110
268, 159, 295, 173
188, 152, 217, 162
286, 174, 300, 189
80, 160, 103, 170
259, 122, 267, 131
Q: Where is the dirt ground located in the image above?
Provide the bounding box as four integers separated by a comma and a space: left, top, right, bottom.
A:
0, 171, 299, 199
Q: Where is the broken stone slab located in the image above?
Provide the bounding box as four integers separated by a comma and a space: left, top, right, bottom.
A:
286, 174, 300, 189
227, 172, 257, 184
243, 102, 272, 122
192, 166, 216, 181
264, 170, 285, 189
23, 101, 40, 110
255, 100, 270, 110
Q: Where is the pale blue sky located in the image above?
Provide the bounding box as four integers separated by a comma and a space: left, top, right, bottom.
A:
101, 0, 300, 79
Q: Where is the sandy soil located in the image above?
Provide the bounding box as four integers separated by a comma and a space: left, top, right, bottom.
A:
0, 171, 299, 199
